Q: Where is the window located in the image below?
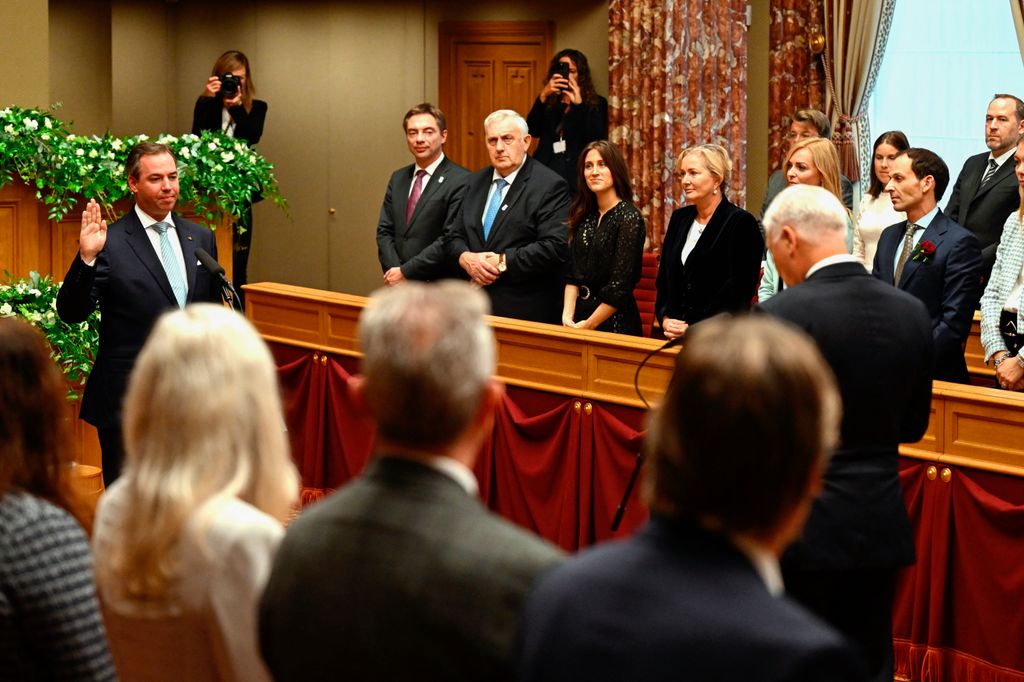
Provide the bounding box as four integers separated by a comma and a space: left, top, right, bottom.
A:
867, 0, 1023, 205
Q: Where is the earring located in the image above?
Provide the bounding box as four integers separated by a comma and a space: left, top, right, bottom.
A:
713, 188, 718, 194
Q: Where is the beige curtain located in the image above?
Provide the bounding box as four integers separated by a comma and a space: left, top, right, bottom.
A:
1013, 0, 1024, 66
822, 0, 896, 183
608, 0, 749, 250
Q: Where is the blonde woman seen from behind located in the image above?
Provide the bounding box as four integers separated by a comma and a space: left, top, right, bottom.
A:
854, 131, 909, 269
93, 304, 298, 682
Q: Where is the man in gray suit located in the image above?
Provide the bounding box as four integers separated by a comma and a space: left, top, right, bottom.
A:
376, 102, 470, 283
258, 280, 564, 682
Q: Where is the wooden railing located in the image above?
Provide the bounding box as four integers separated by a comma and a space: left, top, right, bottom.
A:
246, 282, 1024, 478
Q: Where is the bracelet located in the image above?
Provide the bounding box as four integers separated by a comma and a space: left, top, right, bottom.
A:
994, 353, 1010, 368
1018, 355, 1024, 370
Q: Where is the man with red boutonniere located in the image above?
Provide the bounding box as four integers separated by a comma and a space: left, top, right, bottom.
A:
873, 148, 983, 384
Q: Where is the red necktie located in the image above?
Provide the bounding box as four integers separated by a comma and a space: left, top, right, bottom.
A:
406, 169, 427, 224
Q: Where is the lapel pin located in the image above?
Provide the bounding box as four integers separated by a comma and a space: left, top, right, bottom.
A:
438, 176, 445, 184
501, 205, 508, 211
187, 235, 193, 241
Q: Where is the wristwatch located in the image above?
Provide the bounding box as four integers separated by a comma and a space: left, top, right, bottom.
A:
497, 253, 507, 273
994, 353, 1013, 368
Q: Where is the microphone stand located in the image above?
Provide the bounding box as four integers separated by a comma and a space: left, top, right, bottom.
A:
610, 334, 683, 532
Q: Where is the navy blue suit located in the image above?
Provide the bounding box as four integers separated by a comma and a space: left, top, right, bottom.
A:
517, 517, 867, 682
57, 208, 221, 480
872, 209, 983, 383
450, 156, 570, 324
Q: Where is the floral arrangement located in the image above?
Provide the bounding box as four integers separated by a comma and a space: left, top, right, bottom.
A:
0, 271, 100, 399
0, 104, 286, 232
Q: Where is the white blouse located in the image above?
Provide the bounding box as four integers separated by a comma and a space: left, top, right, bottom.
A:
854, 192, 905, 270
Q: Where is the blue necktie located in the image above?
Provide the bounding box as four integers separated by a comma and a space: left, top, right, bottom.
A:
483, 178, 508, 240
152, 221, 187, 308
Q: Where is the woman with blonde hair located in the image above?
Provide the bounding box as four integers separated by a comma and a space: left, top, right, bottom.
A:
759, 137, 855, 301
655, 143, 764, 339
93, 304, 298, 681
980, 135, 1024, 391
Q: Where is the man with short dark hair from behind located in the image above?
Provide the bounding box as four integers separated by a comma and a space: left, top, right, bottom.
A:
945, 93, 1024, 295
517, 314, 868, 682
376, 102, 470, 284
761, 184, 934, 682
259, 280, 564, 682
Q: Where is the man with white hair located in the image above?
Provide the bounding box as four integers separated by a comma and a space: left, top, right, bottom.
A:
759, 184, 933, 682
450, 109, 570, 324
258, 281, 564, 682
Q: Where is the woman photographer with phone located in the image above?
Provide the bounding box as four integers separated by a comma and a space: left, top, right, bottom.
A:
192, 50, 267, 299
527, 48, 608, 194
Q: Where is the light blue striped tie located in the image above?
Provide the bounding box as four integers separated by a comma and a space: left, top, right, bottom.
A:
152, 221, 186, 308
482, 178, 508, 240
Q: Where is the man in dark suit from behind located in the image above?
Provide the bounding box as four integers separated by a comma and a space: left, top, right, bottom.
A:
450, 109, 570, 324
517, 314, 867, 682
873, 148, 983, 383
946, 94, 1024, 293
761, 184, 934, 682
56, 142, 222, 485
259, 280, 564, 682
376, 102, 470, 284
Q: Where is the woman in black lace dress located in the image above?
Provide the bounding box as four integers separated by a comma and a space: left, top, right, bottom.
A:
562, 140, 647, 335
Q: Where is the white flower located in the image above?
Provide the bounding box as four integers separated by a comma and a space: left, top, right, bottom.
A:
44, 117, 53, 129
28, 288, 41, 297
28, 311, 42, 323
208, 141, 219, 150
15, 283, 27, 294
220, 151, 235, 163
137, 134, 149, 141
50, 298, 57, 310
88, 149, 99, 158
75, 148, 85, 156
0, 303, 12, 317
79, 321, 89, 331
180, 147, 192, 159
23, 117, 38, 130
111, 138, 124, 151
44, 311, 56, 324
41, 133, 50, 141
0, 108, 11, 117
4, 124, 15, 134
214, 164, 223, 172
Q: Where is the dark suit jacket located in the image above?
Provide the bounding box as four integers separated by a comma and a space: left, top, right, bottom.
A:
259, 456, 564, 682
946, 151, 1020, 281
191, 97, 267, 145
760, 262, 933, 570
56, 209, 221, 429
655, 196, 763, 326
526, 94, 609, 192
376, 156, 470, 280
872, 210, 983, 384
516, 517, 867, 682
450, 156, 570, 323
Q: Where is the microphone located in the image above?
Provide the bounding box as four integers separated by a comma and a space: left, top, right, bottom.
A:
196, 248, 240, 310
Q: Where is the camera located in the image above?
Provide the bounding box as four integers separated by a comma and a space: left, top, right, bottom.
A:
219, 73, 241, 99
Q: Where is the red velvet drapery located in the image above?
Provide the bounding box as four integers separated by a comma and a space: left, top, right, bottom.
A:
895, 460, 1024, 682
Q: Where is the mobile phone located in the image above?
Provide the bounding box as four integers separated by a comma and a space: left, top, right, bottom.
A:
553, 62, 570, 80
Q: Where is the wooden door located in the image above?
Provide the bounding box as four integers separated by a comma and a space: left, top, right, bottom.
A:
439, 21, 554, 172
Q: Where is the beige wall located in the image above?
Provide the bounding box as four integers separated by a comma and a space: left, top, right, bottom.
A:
1, 0, 48, 108
8, 1, 771, 295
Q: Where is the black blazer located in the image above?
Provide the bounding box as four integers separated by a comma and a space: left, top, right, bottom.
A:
517, 517, 868, 682
450, 156, 570, 324
375, 156, 470, 280
56, 209, 222, 429
760, 262, 933, 570
655, 196, 763, 326
191, 97, 267, 145
526, 95, 609, 192
946, 151, 1020, 280
873, 210, 983, 384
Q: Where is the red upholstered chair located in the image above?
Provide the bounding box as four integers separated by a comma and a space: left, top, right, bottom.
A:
633, 251, 659, 337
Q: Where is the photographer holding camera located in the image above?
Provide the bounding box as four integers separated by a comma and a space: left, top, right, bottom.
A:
527, 48, 608, 194
192, 50, 267, 299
